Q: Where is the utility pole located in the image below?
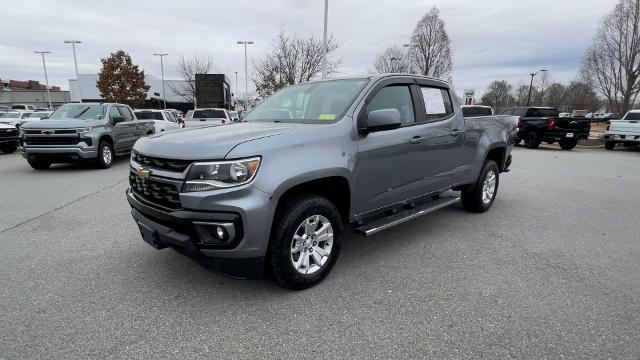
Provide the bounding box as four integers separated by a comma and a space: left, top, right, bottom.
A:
153, 53, 169, 109
527, 69, 547, 106
64, 40, 82, 102
235, 71, 238, 96
34, 51, 52, 109
322, 0, 329, 79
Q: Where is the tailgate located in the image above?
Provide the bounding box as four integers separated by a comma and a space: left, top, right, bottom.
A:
609, 120, 640, 134
554, 118, 590, 132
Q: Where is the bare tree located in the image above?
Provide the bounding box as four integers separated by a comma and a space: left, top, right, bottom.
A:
408, 6, 452, 80
545, 83, 566, 109
168, 53, 215, 106
372, 45, 410, 73
582, 0, 640, 115
252, 30, 340, 97
565, 80, 601, 111
513, 84, 530, 106
534, 71, 552, 105
480, 80, 514, 113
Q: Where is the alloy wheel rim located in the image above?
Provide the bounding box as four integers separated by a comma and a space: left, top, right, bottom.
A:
482, 169, 496, 204
290, 215, 334, 275
103, 146, 112, 164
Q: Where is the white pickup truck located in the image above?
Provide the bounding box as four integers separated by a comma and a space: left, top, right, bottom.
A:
604, 110, 640, 150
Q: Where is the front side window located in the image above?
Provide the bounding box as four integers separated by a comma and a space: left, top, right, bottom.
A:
118, 106, 134, 121
367, 85, 415, 125
420, 87, 453, 121
109, 107, 120, 120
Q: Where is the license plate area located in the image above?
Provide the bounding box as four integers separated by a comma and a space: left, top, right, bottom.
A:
566, 133, 574, 138
137, 221, 166, 249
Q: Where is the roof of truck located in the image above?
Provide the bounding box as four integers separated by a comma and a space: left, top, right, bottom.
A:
307, 74, 450, 87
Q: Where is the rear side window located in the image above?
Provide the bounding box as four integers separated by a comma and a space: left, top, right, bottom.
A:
420, 87, 454, 121
367, 85, 415, 125
624, 112, 640, 120
135, 112, 164, 120
193, 109, 227, 118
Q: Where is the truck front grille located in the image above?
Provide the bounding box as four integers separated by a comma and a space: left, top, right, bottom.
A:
24, 129, 78, 135
129, 172, 182, 210
0, 128, 18, 138
132, 151, 193, 172
25, 136, 80, 145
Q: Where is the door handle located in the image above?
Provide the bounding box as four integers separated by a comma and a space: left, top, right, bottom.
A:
410, 136, 423, 144
450, 129, 463, 136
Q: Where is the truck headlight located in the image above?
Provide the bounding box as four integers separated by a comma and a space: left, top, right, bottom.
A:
183, 157, 261, 192
77, 127, 93, 135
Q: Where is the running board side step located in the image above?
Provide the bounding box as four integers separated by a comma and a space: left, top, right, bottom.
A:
354, 196, 460, 236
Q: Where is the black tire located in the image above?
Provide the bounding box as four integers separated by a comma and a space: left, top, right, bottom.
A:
524, 131, 540, 149
96, 139, 113, 169
461, 160, 499, 213
605, 141, 615, 150
1, 145, 17, 154
267, 194, 342, 290
27, 157, 51, 170
514, 138, 522, 146
559, 138, 578, 150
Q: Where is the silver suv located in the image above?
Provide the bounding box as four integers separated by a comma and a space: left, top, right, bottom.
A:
21, 103, 154, 169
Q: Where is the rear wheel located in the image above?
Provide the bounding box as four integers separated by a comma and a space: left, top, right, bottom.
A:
96, 140, 113, 169
605, 141, 615, 150
559, 138, 578, 150
267, 194, 342, 290
1, 145, 17, 154
461, 160, 499, 213
27, 157, 51, 170
524, 131, 540, 149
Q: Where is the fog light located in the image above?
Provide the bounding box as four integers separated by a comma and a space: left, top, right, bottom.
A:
216, 226, 226, 239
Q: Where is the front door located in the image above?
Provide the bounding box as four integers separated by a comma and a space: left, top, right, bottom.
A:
354, 82, 427, 215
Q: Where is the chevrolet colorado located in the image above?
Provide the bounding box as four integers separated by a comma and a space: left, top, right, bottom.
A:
127, 75, 517, 289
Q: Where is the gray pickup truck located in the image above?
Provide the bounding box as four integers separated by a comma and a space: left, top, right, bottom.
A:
21, 103, 154, 169
127, 75, 517, 289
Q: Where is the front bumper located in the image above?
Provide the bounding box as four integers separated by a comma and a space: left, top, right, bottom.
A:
126, 186, 274, 278
0, 137, 19, 146
21, 146, 98, 160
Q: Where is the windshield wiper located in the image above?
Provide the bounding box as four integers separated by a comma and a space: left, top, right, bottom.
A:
73, 107, 91, 119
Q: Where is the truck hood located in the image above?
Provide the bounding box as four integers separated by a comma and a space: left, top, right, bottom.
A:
20, 119, 100, 129
134, 122, 316, 160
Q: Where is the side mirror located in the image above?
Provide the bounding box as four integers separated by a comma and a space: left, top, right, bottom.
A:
112, 116, 125, 125
365, 109, 402, 132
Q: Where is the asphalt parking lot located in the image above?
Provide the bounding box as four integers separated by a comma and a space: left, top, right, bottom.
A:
1, 146, 639, 359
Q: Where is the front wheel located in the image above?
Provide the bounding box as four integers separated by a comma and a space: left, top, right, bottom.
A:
461, 160, 499, 213
267, 194, 342, 290
96, 140, 113, 169
1, 145, 17, 154
605, 141, 615, 150
559, 138, 578, 150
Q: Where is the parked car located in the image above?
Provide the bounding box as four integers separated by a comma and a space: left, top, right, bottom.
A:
134, 110, 181, 133
183, 108, 231, 128
126, 74, 517, 289
19, 111, 53, 127
502, 107, 591, 150
0, 123, 19, 153
11, 104, 37, 111
604, 110, 640, 150
228, 110, 240, 122
461, 105, 492, 117
0, 110, 30, 128
20, 103, 154, 170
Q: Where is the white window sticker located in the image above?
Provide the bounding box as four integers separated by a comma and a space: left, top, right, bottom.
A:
421, 88, 446, 115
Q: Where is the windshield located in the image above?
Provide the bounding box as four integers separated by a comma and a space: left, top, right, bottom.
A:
0, 112, 20, 118
135, 111, 164, 120
49, 104, 106, 120
193, 109, 226, 119
462, 107, 492, 117
624, 112, 640, 120
243, 79, 367, 123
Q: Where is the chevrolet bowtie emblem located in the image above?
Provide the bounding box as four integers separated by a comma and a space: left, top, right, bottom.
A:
135, 168, 150, 178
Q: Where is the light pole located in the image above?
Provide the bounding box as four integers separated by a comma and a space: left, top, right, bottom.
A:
64, 40, 82, 102
236, 41, 254, 98
526, 69, 547, 106
34, 51, 52, 109
322, 0, 329, 79
234, 71, 238, 97
390, 57, 402, 73
402, 44, 413, 73
153, 53, 169, 109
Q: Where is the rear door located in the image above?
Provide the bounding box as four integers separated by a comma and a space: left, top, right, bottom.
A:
109, 106, 129, 152
117, 106, 139, 150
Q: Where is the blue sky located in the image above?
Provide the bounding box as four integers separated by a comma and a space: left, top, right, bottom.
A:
0, 0, 617, 97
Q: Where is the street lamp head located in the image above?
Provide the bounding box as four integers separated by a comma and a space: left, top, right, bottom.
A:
540, 69, 547, 72
403, 44, 412, 48
64, 40, 82, 44
237, 41, 254, 45
153, 53, 169, 56
34, 51, 51, 54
